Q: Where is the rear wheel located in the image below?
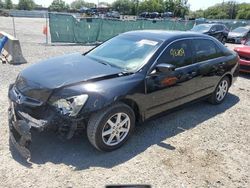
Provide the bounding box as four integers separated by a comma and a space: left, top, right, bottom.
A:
87, 103, 135, 151
208, 76, 230, 104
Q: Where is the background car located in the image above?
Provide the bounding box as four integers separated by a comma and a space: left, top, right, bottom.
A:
234, 40, 250, 73
106, 11, 120, 19
162, 12, 174, 18
139, 12, 149, 18
191, 23, 229, 44
148, 12, 160, 19
227, 26, 250, 44
139, 12, 160, 19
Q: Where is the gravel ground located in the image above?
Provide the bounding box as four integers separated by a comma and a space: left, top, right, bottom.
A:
0, 17, 249, 188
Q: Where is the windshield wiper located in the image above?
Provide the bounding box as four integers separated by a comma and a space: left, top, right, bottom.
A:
88, 56, 112, 67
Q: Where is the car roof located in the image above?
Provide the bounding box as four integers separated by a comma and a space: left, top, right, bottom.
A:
233, 26, 250, 30
198, 23, 226, 26
122, 30, 212, 41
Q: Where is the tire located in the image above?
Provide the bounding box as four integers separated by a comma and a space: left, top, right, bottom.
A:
87, 102, 135, 151
208, 76, 230, 105
221, 37, 227, 45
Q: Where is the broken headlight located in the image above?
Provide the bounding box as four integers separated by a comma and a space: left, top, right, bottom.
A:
52, 94, 88, 116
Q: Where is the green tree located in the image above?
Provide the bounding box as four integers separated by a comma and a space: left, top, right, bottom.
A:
131, 0, 139, 15
71, 0, 95, 9
18, 0, 35, 10
49, 0, 69, 12
189, 9, 204, 18
138, 0, 165, 13
165, 0, 175, 12
112, 0, 134, 15
0, 0, 4, 8
4, 0, 13, 9
197, 1, 246, 19
172, 0, 189, 17
236, 3, 250, 19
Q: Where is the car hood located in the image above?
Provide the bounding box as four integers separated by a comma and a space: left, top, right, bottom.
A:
228, 32, 245, 38
15, 53, 123, 102
190, 30, 209, 34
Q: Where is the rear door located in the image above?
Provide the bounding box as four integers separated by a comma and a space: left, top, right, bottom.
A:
191, 38, 226, 92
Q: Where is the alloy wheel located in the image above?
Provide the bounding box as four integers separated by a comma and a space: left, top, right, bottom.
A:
216, 80, 228, 101
102, 112, 130, 146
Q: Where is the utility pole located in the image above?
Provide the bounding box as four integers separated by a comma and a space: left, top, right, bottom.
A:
12, 16, 16, 38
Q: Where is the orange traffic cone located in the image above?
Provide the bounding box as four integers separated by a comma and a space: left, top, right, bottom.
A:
43, 26, 48, 35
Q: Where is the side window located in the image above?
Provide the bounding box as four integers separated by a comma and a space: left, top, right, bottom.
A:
211, 26, 216, 32
217, 25, 223, 31
157, 40, 192, 68
193, 39, 224, 62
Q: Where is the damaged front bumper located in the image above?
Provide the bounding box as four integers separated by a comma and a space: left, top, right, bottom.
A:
8, 84, 50, 159
8, 84, 84, 159
8, 101, 49, 159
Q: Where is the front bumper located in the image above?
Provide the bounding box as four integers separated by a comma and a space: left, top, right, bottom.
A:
239, 59, 250, 73
227, 37, 242, 44
8, 101, 49, 159
8, 84, 85, 159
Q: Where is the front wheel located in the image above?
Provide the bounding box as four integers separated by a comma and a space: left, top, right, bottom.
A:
208, 76, 230, 104
87, 103, 135, 151
221, 37, 227, 45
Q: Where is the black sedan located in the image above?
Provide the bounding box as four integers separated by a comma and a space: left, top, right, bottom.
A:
191, 23, 229, 44
8, 31, 239, 158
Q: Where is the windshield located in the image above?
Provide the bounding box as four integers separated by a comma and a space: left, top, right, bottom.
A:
191, 24, 211, 32
232, 27, 248, 33
86, 35, 162, 72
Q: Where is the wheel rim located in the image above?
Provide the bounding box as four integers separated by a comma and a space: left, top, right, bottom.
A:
216, 80, 228, 101
102, 112, 130, 146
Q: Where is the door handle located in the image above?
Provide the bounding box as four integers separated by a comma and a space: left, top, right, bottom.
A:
187, 71, 197, 79
188, 71, 197, 76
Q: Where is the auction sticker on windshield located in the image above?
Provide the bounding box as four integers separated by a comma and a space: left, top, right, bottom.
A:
137, 39, 158, 46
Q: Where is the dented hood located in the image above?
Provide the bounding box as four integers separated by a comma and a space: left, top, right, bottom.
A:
19, 53, 122, 89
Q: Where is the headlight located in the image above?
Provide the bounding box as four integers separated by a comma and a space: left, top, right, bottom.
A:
52, 94, 88, 116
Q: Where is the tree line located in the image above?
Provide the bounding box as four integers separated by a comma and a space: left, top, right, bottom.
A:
0, 0, 249, 20
190, 1, 250, 20
0, 0, 35, 10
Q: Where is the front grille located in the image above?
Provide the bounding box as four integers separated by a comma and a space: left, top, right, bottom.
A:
227, 38, 235, 43
240, 65, 250, 71
13, 86, 43, 107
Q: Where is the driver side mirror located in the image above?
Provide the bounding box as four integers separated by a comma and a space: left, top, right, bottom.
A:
154, 63, 176, 74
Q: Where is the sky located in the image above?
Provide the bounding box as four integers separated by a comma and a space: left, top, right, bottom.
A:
11, 0, 250, 11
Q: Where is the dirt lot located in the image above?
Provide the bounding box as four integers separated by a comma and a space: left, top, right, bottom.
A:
0, 17, 249, 188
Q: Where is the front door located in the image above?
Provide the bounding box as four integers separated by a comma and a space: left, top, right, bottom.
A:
210, 25, 222, 41
144, 39, 202, 118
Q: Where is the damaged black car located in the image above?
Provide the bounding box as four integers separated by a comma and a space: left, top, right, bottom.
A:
8, 31, 239, 159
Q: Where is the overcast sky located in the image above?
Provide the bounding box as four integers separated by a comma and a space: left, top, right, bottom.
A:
11, 0, 250, 11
